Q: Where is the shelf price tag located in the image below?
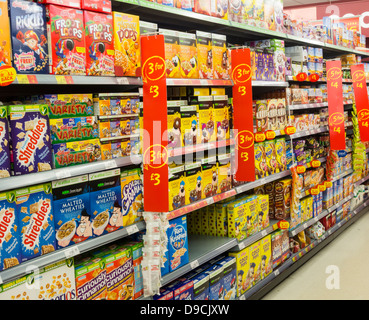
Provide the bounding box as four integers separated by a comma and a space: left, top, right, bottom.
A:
309, 73, 320, 82
284, 126, 297, 136
327, 61, 346, 151
266, 130, 276, 140
351, 64, 369, 142
296, 72, 308, 82
311, 160, 321, 168
141, 35, 169, 213
255, 132, 266, 143
277, 220, 290, 230
231, 48, 255, 182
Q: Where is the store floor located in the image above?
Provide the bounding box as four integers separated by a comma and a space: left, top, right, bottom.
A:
262, 212, 369, 300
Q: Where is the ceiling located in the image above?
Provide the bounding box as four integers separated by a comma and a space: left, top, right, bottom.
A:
284, 0, 346, 8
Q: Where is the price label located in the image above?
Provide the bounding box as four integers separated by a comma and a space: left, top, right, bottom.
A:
309, 73, 320, 82
266, 130, 276, 140
285, 126, 297, 136
126, 224, 139, 235
65, 246, 80, 259
55, 168, 72, 180
325, 181, 333, 188
296, 72, 308, 82
311, 160, 321, 168
255, 132, 266, 143
104, 159, 117, 170
55, 75, 67, 84
296, 166, 306, 174
190, 260, 200, 270
277, 220, 290, 230
17, 74, 29, 84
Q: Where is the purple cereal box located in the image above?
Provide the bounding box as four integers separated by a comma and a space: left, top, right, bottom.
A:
9, 104, 52, 175
0, 106, 11, 178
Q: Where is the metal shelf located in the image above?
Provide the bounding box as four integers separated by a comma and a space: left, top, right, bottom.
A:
288, 103, 328, 111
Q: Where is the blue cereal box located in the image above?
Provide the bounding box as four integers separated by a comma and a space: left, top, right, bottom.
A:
9, 104, 52, 175
0, 106, 11, 178
15, 183, 56, 262
88, 168, 123, 237
190, 272, 210, 300
52, 174, 92, 250
0, 191, 21, 271
206, 264, 224, 300
171, 278, 194, 300
217, 256, 236, 300
167, 215, 189, 272
9, 0, 49, 74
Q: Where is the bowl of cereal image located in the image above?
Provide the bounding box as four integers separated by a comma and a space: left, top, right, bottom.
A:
92, 211, 109, 233
56, 220, 76, 243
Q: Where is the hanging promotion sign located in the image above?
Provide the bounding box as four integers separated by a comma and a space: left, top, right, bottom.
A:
231, 48, 255, 182
326, 60, 346, 151
141, 34, 169, 213
351, 64, 369, 142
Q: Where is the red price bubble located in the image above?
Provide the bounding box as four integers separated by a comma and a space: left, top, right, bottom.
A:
311, 160, 321, 168
265, 130, 276, 140
0, 66, 17, 87
329, 112, 345, 126
310, 187, 320, 195
297, 165, 306, 174
285, 126, 297, 136
255, 133, 266, 143
309, 73, 320, 82
296, 72, 308, 82
232, 63, 252, 84
235, 130, 254, 150
142, 56, 166, 83
278, 220, 290, 230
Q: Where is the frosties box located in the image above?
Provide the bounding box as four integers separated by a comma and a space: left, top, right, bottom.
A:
15, 183, 56, 262
46, 5, 86, 75
84, 11, 115, 76
9, 104, 52, 176
0, 191, 21, 272
0, 0, 12, 68
0, 106, 11, 178
82, 0, 111, 13
9, 0, 49, 74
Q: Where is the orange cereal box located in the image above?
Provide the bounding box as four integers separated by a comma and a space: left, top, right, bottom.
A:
196, 30, 212, 79
113, 12, 140, 77
178, 31, 198, 79
0, 0, 12, 68
159, 28, 181, 78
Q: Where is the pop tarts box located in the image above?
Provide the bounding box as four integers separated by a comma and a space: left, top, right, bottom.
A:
88, 168, 123, 237
216, 256, 236, 300
0, 106, 11, 178
206, 264, 224, 300
167, 215, 189, 272
9, 104, 52, 175
0, 191, 21, 271
15, 183, 56, 262
9, 0, 49, 74
52, 174, 92, 250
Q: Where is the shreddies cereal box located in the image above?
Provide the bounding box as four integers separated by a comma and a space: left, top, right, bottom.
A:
113, 12, 140, 77
9, 0, 49, 74
47, 5, 86, 75
9, 104, 52, 176
0, 106, 11, 178
0, 0, 11, 68
15, 183, 56, 262
84, 11, 114, 76
167, 215, 189, 272
0, 191, 21, 271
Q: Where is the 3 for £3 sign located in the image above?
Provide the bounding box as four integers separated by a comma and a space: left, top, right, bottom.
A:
141, 35, 169, 213
231, 48, 255, 182
326, 60, 346, 151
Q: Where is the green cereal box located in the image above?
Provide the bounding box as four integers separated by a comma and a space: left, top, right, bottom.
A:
227, 198, 247, 242
216, 202, 228, 237
257, 194, 269, 231
228, 247, 250, 297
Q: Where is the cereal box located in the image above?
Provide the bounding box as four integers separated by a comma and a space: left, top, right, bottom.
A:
159, 28, 181, 78
228, 247, 250, 297
167, 215, 189, 272
255, 100, 268, 133
229, 0, 245, 23
52, 174, 92, 250
50, 116, 99, 144
84, 11, 115, 76
190, 272, 209, 300
194, 0, 211, 15
196, 31, 213, 79
140, 20, 157, 35
9, 0, 49, 74
274, 178, 292, 220
52, 138, 101, 168
213, 95, 230, 142
217, 256, 236, 300
15, 183, 56, 262
46, 5, 86, 75
88, 168, 123, 236
267, 99, 278, 131
216, 202, 228, 237
249, 240, 261, 286
193, 96, 215, 143
75, 256, 107, 300
245, 195, 257, 237
276, 98, 287, 131
264, 139, 278, 176
255, 142, 267, 179
260, 235, 272, 279
46, 93, 94, 119
82, 0, 111, 13
9, 104, 52, 175
37, 0, 81, 9
113, 12, 140, 77
185, 161, 202, 205
180, 105, 198, 147
271, 230, 282, 268
178, 31, 198, 79
169, 163, 185, 211
275, 137, 286, 173
167, 101, 182, 149
0, 191, 21, 271
0, 106, 11, 178
170, 278, 194, 300
217, 153, 232, 194
201, 156, 217, 199
0, 0, 12, 68
212, 33, 228, 80
257, 194, 269, 231
206, 264, 224, 300
227, 198, 247, 241
121, 168, 143, 227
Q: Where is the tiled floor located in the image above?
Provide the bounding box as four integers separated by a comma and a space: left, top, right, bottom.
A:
262, 213, 369, 300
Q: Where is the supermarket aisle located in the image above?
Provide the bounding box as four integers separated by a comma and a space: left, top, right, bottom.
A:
263, 212, 369, 300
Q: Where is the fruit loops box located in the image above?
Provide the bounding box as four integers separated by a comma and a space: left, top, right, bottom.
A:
88, 168, 123, 237
50, 116, 99, 144
113, 12, 140, 77
167, 215, 189, 272
0, 106, 11, 178
0, 0, 12, 68
82, 0, 111, 13
9, 0, 49, 74
52, 138, 101, 168
15, 183, 56, 262
0, 191, 21, 271
121, 168, 143, 227
84, 11, 114, 76
9, 104, 52, 176
46, 93, 94, 119
46, 5, 86, 75
52, 174, 92, 250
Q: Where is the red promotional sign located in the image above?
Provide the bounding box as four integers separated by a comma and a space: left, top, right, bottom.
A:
326, 60, 346, 151
141, 35, 169, 212
231, 48, 255, 182
351, 64, 369, 142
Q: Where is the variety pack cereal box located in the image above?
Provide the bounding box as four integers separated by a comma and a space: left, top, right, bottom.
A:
46, 93, 94, 119
52, 174, 92, 250
9, 104, 52, 175
15, 183, 56, 262
9, 0, 49, 74
0, 191, 21, 271
84, 11, 115, 76
167, 215, 189, 272
113, 12, 140, 77
0, 0, 12, 68
0, 106, 11, 178
46, 5, 86, 75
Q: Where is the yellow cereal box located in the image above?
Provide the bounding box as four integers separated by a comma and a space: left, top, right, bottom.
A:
228, 247, 250, 297
208, 204, 217, 236
196, 30, 213, 79
245, 195, 257, 237
0, 0, 11, 68
113, 12, 140, 77
185, 160, 202, 205
178, 31, 198, 79
260, 235, 272, 279
300, 197, 307, 222
201, 156, 217, 199
216, 202, 228, 237
169, 163, 186, 211
212, 33, 229, 80
306, 196, 313, 220
198, 98, 215, 143
200, 206, 209, 235
213, 95, 230, 142
160, 28, 181, 78
167, 101, 182, 149
180, 105, 198, 147
275, 137, 286, 173
255, 142, 268, 179
217, 153, 232, 194
192, 209, 202, 235
249, 240, 261, 286
257, 194, 269, 231
227, 197, 247, 241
